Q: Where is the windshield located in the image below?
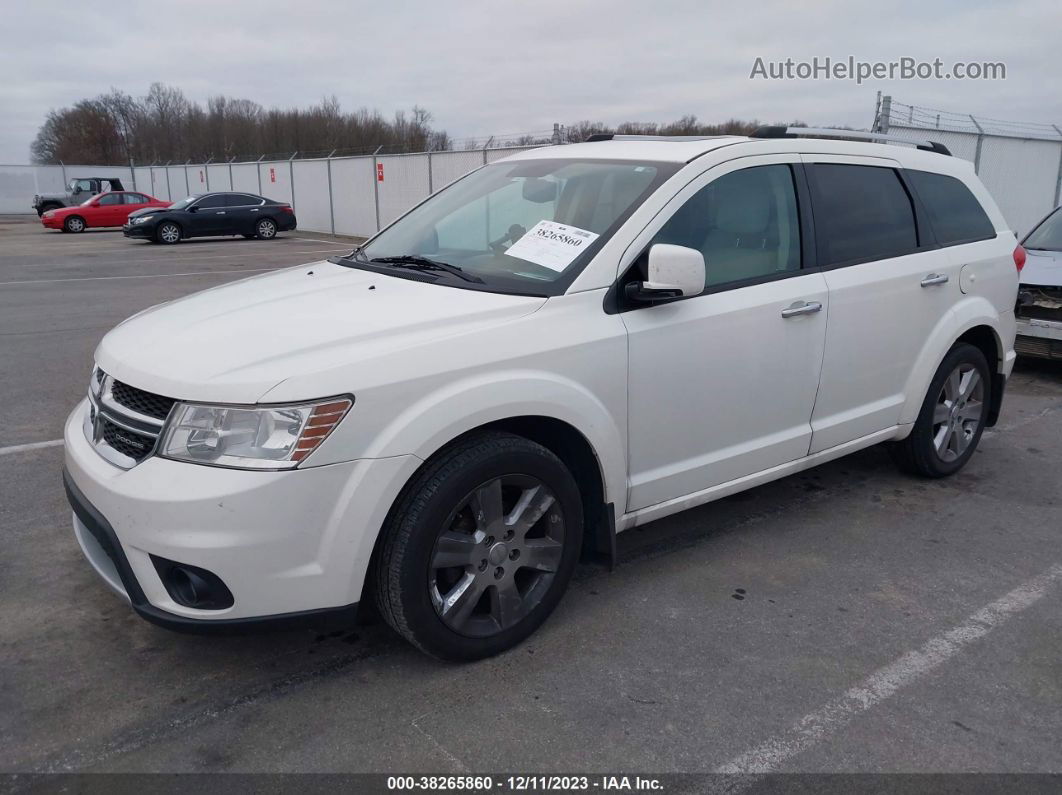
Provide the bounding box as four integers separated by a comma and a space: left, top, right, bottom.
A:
353, 158, 675, 295
169, 196, 197, 210
1025, 208, 1062, 251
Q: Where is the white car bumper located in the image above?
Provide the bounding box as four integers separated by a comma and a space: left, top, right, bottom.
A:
1016, 317, 1062, 359
63, 398, 420, 629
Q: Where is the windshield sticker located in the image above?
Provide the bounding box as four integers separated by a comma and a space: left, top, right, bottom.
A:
504, 220, 600, 272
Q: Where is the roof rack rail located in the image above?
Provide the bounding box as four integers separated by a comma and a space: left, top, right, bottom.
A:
749, 126, 951, 156
584, 133, 730, 143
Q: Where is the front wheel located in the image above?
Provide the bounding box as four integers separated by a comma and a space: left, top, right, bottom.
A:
889, 342, 991, 478
156, 222, 181, 244
255, 218, 277, 240
374, 432, 583, 661
63, 216, 85, 233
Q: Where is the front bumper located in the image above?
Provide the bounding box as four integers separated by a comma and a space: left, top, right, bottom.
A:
122, 223, 153, 239
63, 399, 420, 631
41, 215, 61, 229
1016, 317, 1062, 360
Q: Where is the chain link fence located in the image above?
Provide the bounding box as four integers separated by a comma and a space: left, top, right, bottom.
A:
0, 144, 546, 237
876, 97, 1062, 234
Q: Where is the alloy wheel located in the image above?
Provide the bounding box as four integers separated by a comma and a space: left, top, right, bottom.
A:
428, 474, 565, 638
932, 363, 985, 462
159, 223, 180, 243
67, 218, 84, 232
257, 220, 276, 239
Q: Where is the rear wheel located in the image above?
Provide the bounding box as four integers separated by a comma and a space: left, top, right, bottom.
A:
63, 216, 85, 233
374, 432, 583, 661
156, 222, 181, 244
889, 342, 990, 478
255, 218, 277, 240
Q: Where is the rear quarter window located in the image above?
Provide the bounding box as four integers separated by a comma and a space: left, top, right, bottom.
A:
907, 170, 995, 246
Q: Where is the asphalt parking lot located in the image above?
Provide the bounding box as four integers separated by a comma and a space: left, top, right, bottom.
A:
2, 214, 1061, 777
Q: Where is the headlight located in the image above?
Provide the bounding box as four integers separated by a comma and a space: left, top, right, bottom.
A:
133, 215, 154, 224
159, 397, 352, 470
44, 211, 54, 218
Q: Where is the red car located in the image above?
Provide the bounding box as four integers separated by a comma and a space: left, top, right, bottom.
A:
41, 191, 169, 233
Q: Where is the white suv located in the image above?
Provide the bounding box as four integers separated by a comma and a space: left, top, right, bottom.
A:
64, 129, 1021, 660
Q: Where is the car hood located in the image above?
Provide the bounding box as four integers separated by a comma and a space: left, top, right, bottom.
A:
95, 260, 546, 403
128, 206, 166, 219
1020, 248, 1062, 287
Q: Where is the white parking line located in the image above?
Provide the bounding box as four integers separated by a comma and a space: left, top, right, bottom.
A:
714, 563, 1062, 776
0, 267, 289, 286
29, 247, 352, 267
0, 439, 64, 456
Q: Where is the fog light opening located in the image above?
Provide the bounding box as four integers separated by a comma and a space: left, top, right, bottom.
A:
151, 556, 234, 610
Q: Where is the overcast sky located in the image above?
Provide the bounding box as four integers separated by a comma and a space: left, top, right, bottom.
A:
2, 0, 1059, 162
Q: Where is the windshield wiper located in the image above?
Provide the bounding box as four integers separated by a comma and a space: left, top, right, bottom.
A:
369, 255, 484, 284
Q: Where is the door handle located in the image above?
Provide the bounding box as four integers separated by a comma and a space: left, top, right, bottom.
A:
250, 208, 259, 212
920, 273, 949, 287
215, 211, 226, 215
781, 301, 823, 319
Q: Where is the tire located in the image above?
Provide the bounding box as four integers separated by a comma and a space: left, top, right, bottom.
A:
255, 218, 277, 240
63, 215, 86, 233
156, 222, 181, 245
889, 342, 991, 478
374, 432, 583, 661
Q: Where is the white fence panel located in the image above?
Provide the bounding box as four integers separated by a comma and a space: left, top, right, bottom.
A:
429, 150, 484, 195
887, 126, 981, 163
291, 159, 332, 233
377, 154, 431, 228
258, 161, 293, 206
0, 165, 53, 213
132, 167, 153, 196
230, 163, 260, 195
187, 164, 209, 192
167, 166, 190, 199
205, 164, 231, 192
486, 146, 538, 164
977, 136, 1061, 234
331, 157, 377, 237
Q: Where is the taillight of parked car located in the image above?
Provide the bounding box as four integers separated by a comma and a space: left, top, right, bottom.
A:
281, 205, 294, 214
1014, 244, 1026, 273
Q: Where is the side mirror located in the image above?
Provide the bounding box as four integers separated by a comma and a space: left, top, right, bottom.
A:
625, 244, 705, 304
187, 205, 199, 213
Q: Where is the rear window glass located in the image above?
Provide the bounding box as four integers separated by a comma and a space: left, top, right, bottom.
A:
809, 164, 918, 265
226, 194, 262, 207
907, 170, 995, 246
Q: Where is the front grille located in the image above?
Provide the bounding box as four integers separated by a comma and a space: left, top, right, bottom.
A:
87, 370, 175, 468
111, 380, 177, 421
1016, 335, 1062, 360
100, 418, 156, 462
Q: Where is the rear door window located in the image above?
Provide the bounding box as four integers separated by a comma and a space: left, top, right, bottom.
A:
226, 194, 262, 207
808, 164, 918, 266
906, 170, 995, 246
123, 193, 149, 204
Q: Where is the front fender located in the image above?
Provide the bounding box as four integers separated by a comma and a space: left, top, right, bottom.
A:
899, 296, 1008, 426
318, 370, 626, 511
